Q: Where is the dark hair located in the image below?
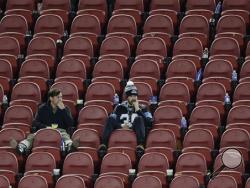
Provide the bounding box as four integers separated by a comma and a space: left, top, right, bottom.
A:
48, 88, 61, 98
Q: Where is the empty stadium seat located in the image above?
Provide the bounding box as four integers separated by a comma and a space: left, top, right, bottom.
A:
55, 175, 85, 188
18, 175, 48, 188
170, 175, 200, 188
132, 175, 162, 188
94, 175, 124, 188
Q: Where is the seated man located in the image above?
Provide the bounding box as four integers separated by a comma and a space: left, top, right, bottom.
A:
100, 81, 153, 151
11, 88, 76, 154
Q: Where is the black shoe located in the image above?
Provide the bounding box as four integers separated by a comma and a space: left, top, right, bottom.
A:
10, 139, 26, 155
67, 139, 80, 153
136, 145, 144, 153
99, 144, 107, 151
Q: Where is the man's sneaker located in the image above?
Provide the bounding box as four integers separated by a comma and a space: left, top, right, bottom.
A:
99, 144, 107, 151
9, 139, 27, 155
67, 139, 80, 153
136, 145, 144, 153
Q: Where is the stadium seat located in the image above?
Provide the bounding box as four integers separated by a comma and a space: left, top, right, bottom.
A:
175, 152, 207, 184
0, 14, 28, 50
170, 175, 200, 188
233, 83, 250, 106
207, 175, 237, 188
34, 14, 65, 42
179, 15, 209, 47
153, 105, 182, 139
145, 128, 176, 167
77, 105, 108, 135
132, 175, 162, 188
72, 128, 100, 166
18, 175, 48, 188
0, 175, 11, 188
85, 82, 115, 113
94, 175, 124, 188
149, 0, 180, 27
63, 152, 94, 188
77, 0, 107, 27
137, 152, 169, 187
143, 14, 174, 49
26, 36, 57, 72
107, 14, 137, 49
55, 175, 85, 188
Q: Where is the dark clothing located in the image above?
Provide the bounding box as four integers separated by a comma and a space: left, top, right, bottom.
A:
32, 101, 74, 131
102, 101, 153, 146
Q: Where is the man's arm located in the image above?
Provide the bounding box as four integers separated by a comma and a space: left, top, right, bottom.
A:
32, 106, 48, 131
62, 107, 74, 127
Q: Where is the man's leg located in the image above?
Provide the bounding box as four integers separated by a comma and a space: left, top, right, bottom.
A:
102, 114, 121, 146
132, 116, 145, 146
10, 133, 35, 154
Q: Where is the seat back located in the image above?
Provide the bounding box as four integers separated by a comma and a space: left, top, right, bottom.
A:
0, 151, 18, 173
0, 36, 20, 57
18, 175, 48, 188
170, 175, 200, 188
25, 152, 56, 172
56, 175, 85, 188
0, 128, 25, 147
33, 129, 62, 148
0, 14, 28, 34
63, 152, 94, 176
133, 175, 162, 188
109, 129, 137, 148
51, 82, 79, 102
95, 175, 124, 188
227, 105, 250, 124
208, 175, 237, 188
154, 105, 182, 125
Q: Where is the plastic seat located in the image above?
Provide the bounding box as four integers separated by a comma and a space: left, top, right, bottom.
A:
63, 152, 94, 188
170, 175, 200, 188
34, 14, 64, 41
143, 14, 174, 49
72, 128, 100, 166
107, 14, 137, 49
132, 175, 162, 188
113, 0, 143, 25
77, 0, 107, 27
0, 36, 20, 74
245, 177, 250, 188
179, 15, 209, 47
0, 59, 11, 94
92, 59, 123, 94
159, 82, 190, 114
172, 37, 203, 70
175, 152, 207, 184
0, 14, 28, 50
99, 36, 130, 72
18, 175, 48, 188
55, 59, 86, 96
203, 59, 233, 93
213, 153, 244, 188
209, 37, 240, 70
95, 175, 124, 188
56, 175, 85, 188
185, 0, 216, 20
233, 83, 250, 105
62, 36, 93, 73
137, 152, 169, 187
216, 15, 246, 49
40, 0, 71, 27
85, 82, 115, 113
77, 105, 108, 135
240, 60, 250, 80
25, 152, 56, 187
0, 128, 25, 148
5, 0, 36, 27
207, 175, 237, 188
153, 105, 182, 139
189, 105, 220, 140
70, 14, 101, 51
136, 37, 167, 72
129, 60, 159, 95
227, 105, 250, 125
26, 36, 57, 72
0, 175, 11, 188
100, 152, 132, 186
196, 82, 226, 118
107, 129, 137, 165
150, 0, 180, 27
0, 151, 18, 187
33, 128, 61, 148
3, 105, 33, 133
10, 82, 41, 113
145, 128, 176, 167
222, 0, 250, 26
182, 128, 214, 166
220, 128, 250, 164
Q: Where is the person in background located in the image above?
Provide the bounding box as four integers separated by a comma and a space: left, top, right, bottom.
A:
10, 88, 77, 154
100, 81, 153, 152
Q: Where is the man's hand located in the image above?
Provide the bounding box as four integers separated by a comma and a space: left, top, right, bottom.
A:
57, 101, 65, 109
121, 122, 130, 129
133, 99, 140, 111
